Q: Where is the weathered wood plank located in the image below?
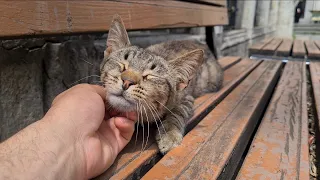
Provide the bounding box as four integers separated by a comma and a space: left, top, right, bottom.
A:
275, 39, 293, 57
292, 40, 306, 58
218, 56, 241, 70
305, 41, 320, 59
249, 38, 274, 55
94, 58, 261, 180
314, 40, 320, 51
142, 60, 282, 180
0, 1, 228, 38
309, 61, 320, 171
188, 59, 262, 129
237, 61, 309, 180
260, 38, 283, 55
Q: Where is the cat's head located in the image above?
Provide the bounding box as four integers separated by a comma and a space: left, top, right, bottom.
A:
100, 15, 203, 117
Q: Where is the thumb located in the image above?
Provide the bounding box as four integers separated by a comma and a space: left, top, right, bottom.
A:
114, 117, 135, 149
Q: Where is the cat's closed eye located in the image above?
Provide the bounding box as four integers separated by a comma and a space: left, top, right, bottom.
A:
124, 52, 129, 60
150, 64, 156, 70
143, 74, 157, 81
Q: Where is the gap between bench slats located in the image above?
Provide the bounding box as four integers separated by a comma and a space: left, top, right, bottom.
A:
142, 60, 282, 179
305, 41, 320, 59
260, 38, 283, 56
93, 57, 259, 180
275, 39, 293, 57
218, 56, 242, 70
237, 61, 309, 179
249, 37, 274, 56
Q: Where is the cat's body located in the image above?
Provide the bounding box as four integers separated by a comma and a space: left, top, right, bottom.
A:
101, 15, 223, 154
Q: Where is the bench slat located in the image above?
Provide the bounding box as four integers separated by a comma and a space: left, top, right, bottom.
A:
276, 39, 293, 57
249, 38, 274, 56
305, 41, 320, 59
309, 61, 320, 166
142, 60, 282, 180
218, 56, 242, 70
292, 40, 306, 58
189, 59, 262, 129
0, 1, 228, 38
94, 58, 258, 180
237, 61, 309, 179
260, 38, 283, 55
314, 40, 320, 51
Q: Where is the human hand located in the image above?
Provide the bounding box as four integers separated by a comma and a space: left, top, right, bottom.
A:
44, 84, 137, 179
0, 84, 137, 180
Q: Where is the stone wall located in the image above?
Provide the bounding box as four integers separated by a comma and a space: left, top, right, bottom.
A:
0, 37, 104, 141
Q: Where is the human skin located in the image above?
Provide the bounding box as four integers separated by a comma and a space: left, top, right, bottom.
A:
0, 84, 137, 180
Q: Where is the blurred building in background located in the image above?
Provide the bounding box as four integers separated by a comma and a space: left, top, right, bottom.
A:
294, 0, 320, 39
214, 0, 301, 57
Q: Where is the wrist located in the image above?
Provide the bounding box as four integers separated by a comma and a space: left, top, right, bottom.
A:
0, 117, 87, 180
40, 114, 88, 179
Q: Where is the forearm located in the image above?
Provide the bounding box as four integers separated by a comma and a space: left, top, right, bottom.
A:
0, 118, 86, 180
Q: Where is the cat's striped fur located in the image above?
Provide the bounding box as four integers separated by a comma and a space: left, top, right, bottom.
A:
100, 15, 223, 154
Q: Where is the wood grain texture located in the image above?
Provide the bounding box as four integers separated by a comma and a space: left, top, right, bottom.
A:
0, 1, 228, 37
314, 40, 320, 51
249, 38, 274, 56
142, 60, 282, 180
305, 41, 320, 59
218, 56, 242, 70
292, 40, 306, 58
276, 39, 293, 57
260, 38, 283, 55
237, 61, 309, 180
309, 61, 320, 168
94, 58, 260, 180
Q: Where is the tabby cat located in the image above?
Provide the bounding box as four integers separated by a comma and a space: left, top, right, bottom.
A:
100, 15, 223, 154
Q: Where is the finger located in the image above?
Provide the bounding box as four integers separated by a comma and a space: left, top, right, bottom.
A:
114, 117, 135, 144
89, 85, 107, 101
117, 112, 137, 122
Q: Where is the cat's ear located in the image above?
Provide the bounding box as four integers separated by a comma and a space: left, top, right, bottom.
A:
169, 49, 204, 91
105, 14, 131, 56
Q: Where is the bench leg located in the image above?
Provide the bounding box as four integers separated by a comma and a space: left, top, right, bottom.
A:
156, 95, 194, 154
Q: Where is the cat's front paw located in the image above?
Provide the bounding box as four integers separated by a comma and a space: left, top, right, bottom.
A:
156, 128, 183, 154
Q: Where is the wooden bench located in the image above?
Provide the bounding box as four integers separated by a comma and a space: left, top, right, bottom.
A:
249, 37, 320, 59
93, 57, 312, 179
0, 1, 314, 179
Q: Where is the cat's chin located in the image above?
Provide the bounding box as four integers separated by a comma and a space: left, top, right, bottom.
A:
108, 94, 136, 112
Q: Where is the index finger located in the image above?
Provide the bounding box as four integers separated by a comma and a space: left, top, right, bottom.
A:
89, 85, 107, 101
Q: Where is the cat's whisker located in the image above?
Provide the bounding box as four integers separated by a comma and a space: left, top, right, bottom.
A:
68, 75, 101, 87
143, 99, 166, 138
154, 100, 178, 117
80, 58, 94, 66
141, 103, 150, 152
154, 99, 184, 130
90, 81, 103, 86
139, 100, 145, 152
143, 99, 163, 140
147, 101, 168, 136
135, 103, 140, 147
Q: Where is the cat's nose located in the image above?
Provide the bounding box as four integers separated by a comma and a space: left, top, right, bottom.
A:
121, 70, 140, 90
122, 79, 135, 90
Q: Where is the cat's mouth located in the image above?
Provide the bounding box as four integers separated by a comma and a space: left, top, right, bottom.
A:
108, 93, 136, 112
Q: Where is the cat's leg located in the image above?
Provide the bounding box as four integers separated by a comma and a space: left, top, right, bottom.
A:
156, 95, 194, 154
